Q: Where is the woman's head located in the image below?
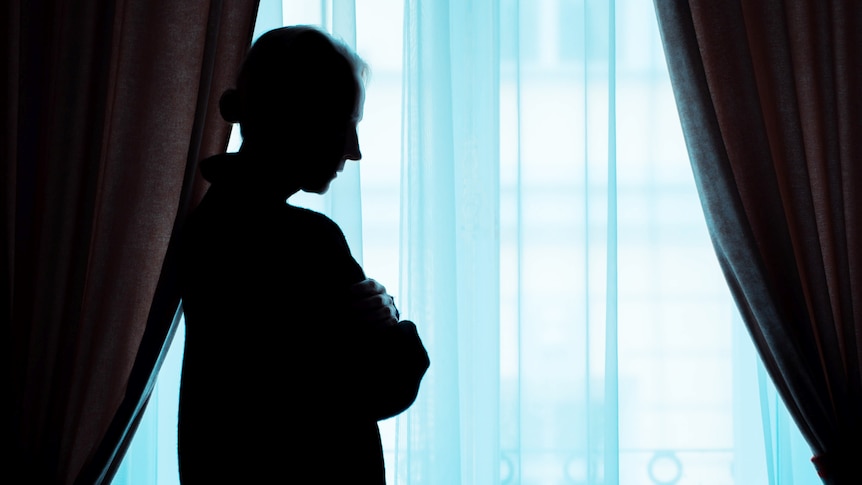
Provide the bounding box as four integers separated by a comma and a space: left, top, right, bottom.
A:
221, 25, 366, 139
219, 26, 367, 194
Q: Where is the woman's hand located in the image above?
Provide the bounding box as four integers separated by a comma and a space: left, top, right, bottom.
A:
349, 278, 400, 328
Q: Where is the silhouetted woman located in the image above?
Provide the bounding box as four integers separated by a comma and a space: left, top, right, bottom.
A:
177, 26, 429, 484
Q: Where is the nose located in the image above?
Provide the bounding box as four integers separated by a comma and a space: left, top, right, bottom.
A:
344, 127, 361, 161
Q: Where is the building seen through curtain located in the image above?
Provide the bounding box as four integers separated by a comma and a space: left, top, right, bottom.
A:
114, 1, 821, 484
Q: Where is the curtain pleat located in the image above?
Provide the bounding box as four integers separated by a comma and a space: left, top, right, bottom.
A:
326, 0, 365, 263
398, 1, 471, 482
4, 1, 258, 483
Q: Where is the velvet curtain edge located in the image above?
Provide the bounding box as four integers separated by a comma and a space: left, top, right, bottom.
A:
72, 2, 259, 483
653, 1, 862, 483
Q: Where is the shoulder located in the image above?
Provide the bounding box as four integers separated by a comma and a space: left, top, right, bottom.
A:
285, 206, 350, 248
285, 206, 365, 282
287, 205, 338, 228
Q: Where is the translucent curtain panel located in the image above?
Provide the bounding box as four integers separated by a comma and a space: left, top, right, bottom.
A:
326, 0, 365, 262
397, 0, 622, 482
111, 317, 186, 485
399, 0, 820, 483
500, 0, 619, 482
399, 0, 501, 483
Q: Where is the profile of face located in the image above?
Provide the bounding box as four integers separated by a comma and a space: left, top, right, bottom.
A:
294, 108, 363, 195
224, 26, 367, 197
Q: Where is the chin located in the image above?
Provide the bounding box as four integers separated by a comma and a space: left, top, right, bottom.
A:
302, 182, 332, 194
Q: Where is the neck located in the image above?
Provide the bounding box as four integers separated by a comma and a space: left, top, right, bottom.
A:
232, 144, 301, 201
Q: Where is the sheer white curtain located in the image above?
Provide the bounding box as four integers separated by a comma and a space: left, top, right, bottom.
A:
113, 1, 820, 484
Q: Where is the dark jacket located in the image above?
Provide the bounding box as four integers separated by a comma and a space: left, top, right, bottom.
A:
177, 154, 429, 484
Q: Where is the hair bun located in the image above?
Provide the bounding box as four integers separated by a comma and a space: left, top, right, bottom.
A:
219, 88, 242, 123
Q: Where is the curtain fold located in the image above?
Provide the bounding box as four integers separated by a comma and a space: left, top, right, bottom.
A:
4, 1, 258, 483
398, 1, 501, 483
326, 0, 365, 263
653, 1, 862, 482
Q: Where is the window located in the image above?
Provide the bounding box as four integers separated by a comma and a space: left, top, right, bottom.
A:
114, 2, 819, 483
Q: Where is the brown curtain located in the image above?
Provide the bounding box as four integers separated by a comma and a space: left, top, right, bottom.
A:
3, 1, 258, 483
653, 1, 861, 483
